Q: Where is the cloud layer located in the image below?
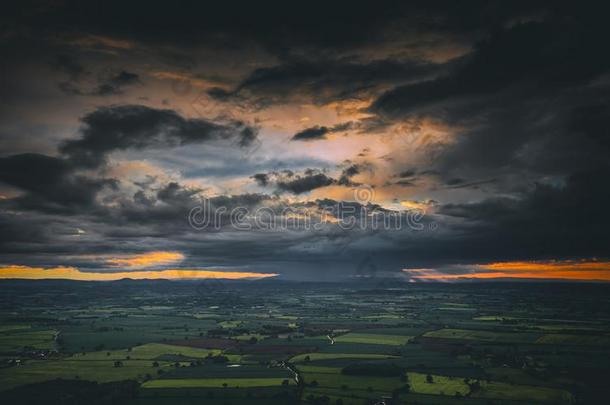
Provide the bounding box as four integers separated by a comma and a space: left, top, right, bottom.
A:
0, 1, 609, 280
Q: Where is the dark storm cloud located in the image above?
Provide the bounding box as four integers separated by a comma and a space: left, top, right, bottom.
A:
2, 1, 610, 279
209, 193, 272, 210
252, 165, 366, 194
154, 183, 271, 215
53, 54, 141, 97
291, 126, 329, 142
0, 2, 426, 54
292, 122, 354, 142
156, 182, 201, 206
252, 169, 334, 195
277, 173, 334, 194
337, 163, 373, 186
3, 0, 556, 62
384, 169, 420, 187
252, 173, 269, 187
568, 102, 610, 149
424, 82, 610, 189
92, 70, 140, 96
0, 153, 116, 211
0, 105, 258, 212
209, 58, 441, 107
443, 178, 496, 189
436, 166, 610, 261
275, 170, 335, 195
59, 69, 141, 96
392, 179, 416, 187
103, 181, 279, 242
53, 54, 86, 81
337, 165, 360, 186
371, 20, 610, 119
0, 211, 52, 248
368, 15, 610, 192
60, 105, 259, 167
397, 169, 417, 178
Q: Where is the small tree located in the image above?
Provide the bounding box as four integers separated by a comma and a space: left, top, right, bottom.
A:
469, 379, 481, 394
426, 374, 434, 384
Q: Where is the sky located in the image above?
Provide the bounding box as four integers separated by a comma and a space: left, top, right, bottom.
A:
0, 1, 609, 281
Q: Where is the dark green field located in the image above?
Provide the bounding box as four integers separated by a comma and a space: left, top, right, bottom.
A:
1, 280, 609, 404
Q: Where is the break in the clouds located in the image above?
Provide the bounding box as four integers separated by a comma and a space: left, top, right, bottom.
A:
0, 1, 609, 281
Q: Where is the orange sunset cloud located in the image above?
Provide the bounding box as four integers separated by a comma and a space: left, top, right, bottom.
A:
0, 265, 278, 281
403, 259, 610, 282
106, 251, 185, 268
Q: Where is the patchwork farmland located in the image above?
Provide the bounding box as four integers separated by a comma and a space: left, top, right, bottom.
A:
0, 280, 608, 403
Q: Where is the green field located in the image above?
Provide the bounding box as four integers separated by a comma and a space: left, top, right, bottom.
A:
296, 365, 342, 374
334, 332, 412, 345
219, 320, 243, 329
142, 377, 293, 388
0, 324, 31, 333
424, 328, 540, 343
407, 372, 572, 402
0, 359, 170, 390
475, 380, 572, 403
536, 333, 610, 345
0, 343, 224, 390
160, 364, 292, 379
360, 314, 403, 320
302, 387, 383, 405
407, 372, 470, 396
302, 372, 403, 393
72, 343, 219, 360
233, 334, 267, 341
0, 280, 607, 404
290, 352, 397, 363
0, 329, 57, 352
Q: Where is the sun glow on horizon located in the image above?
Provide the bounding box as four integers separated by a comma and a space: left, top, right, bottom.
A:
0, 265, 278, 281
403, 259, 610, 281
